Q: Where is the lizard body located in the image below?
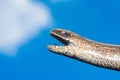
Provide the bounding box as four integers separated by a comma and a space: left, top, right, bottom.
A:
47, 28, 120, 71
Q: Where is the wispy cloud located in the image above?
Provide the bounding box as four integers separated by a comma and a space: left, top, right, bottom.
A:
0, 0, 53, 56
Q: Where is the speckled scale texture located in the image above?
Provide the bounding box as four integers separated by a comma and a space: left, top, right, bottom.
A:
48, 28, 120, 71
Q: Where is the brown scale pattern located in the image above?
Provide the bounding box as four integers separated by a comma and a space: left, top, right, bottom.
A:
48, 28, 120, 71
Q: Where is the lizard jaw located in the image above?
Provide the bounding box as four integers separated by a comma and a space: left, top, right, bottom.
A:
50, 32, 70, 46
47, 29, 74, 52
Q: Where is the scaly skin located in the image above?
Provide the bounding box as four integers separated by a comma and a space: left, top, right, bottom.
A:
47, 28, 120, 71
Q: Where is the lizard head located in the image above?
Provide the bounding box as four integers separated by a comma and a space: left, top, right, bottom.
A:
47, 28, 81, 55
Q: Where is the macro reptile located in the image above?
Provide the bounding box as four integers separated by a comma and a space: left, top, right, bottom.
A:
47, 28, 120, 71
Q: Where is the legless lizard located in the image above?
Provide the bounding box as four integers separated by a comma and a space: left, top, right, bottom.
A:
47, 28, 120, 71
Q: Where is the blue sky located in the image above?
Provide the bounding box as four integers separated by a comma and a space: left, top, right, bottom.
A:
0, 0, 120, 80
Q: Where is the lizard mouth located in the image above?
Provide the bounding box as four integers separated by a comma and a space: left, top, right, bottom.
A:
50, 32, 70, 46
47, 29, 75, 53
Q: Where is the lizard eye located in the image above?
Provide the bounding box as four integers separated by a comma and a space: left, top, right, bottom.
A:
62, 31, 71, 37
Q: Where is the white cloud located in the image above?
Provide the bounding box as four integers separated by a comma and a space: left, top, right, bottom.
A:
0, 0, 53, 56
